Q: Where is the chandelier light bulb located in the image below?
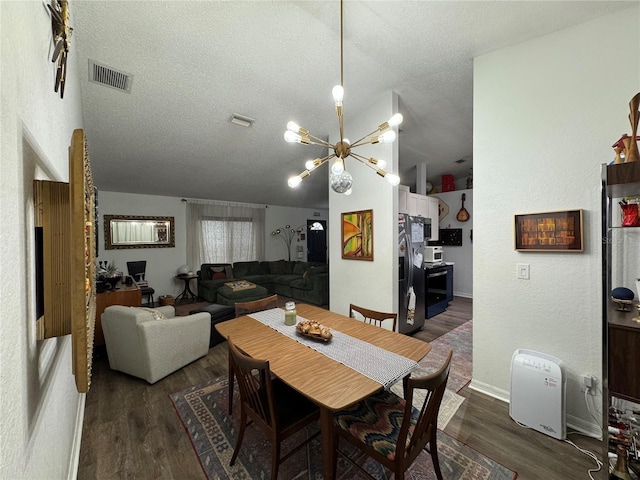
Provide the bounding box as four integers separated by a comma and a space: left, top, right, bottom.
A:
288, 175, 303, 188
388, 113, 403, 127
332, 85, 344, 106
379, 130, 397, 143
288, 170, 310, 188
305, 159, 316, 170
385, 173, 400, 186
284, 131, 300, 143
287, 121, 301, 133
344, 187, 353, 196
331, 158, 345, 175
376, 159, 387, 169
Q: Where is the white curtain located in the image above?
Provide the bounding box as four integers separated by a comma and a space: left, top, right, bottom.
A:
186, 200, 265, 272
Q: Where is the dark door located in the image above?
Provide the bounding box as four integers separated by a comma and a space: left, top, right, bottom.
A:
307, 220, 327, 263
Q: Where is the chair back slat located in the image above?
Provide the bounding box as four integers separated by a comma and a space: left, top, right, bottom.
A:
349, 304, 398, 331
397, 349, 453, 461
235, 294, 279, 317
228, 338, 276, 428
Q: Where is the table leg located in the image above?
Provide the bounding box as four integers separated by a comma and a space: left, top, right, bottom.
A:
185, 280, 198, 301
320, 407, 337, 480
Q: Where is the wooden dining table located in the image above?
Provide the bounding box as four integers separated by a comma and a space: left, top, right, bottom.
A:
215, 303, 431, 480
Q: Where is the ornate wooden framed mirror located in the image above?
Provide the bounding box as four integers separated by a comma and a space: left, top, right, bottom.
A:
104, 215, 175, 249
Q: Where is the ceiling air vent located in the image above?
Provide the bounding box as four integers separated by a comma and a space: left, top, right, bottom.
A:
88, 60, 133, 93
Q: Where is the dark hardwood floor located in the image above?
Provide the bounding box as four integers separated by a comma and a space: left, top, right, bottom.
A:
78, 297, 603, 479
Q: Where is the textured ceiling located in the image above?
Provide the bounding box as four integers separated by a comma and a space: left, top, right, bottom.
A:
72, 1, 635, 209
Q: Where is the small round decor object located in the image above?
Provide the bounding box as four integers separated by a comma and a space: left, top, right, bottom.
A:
177, 265, 189, 275
611, 287, 635, 301
159, 295, 175, 306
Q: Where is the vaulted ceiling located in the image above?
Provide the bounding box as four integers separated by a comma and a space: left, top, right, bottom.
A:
72, 1, 635, 209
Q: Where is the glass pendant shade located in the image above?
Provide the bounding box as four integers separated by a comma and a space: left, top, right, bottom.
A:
330, 171, 353, 193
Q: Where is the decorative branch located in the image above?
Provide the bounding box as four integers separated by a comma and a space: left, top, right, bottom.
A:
271, 225, 296, 261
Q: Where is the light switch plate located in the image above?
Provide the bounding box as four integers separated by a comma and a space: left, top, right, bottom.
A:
517, 263, 530, 280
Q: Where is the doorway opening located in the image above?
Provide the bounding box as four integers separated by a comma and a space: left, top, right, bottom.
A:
306, 220, 327, 263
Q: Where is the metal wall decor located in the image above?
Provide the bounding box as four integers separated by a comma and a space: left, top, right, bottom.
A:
47, 0, 72, 98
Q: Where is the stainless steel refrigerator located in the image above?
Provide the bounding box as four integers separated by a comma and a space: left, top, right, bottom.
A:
398, 214, 428, 334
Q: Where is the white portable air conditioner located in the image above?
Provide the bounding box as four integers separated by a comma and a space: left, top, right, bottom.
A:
509, 349, 566, 440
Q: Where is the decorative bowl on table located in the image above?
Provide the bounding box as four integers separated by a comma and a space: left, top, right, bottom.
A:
104, 275, 122, 290
295, 320, 332, 342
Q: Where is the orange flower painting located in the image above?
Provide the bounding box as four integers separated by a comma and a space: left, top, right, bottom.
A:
341, 209, 373, 260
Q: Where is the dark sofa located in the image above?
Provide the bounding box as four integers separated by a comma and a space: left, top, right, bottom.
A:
197, 260, 328, 306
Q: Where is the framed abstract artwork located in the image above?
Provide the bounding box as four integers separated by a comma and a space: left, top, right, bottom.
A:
342, 209, 373, 260
514, 209, 583, 252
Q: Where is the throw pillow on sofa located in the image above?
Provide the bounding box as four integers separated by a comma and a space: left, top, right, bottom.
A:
303, 265, 328, 285
209, 266, 228, 279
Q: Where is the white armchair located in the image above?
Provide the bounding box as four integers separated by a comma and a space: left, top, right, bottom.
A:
101, 305, 210, 384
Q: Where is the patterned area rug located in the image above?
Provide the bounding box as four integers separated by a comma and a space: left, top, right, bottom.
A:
418, 319, 473, 394
391, 319, 472, 429
170, 374, 515, 480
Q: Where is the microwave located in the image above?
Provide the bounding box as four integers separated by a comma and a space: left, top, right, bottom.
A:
424, 246, 444, 263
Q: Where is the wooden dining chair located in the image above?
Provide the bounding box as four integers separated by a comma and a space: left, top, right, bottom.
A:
234, 294, 279, 317
349, 304, 398, 332
227, 337, 320, 480
333, 349, 453, 480
229, 294, 279, 414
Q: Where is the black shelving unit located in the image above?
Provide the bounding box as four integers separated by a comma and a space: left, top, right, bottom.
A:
601, 161, 640, 478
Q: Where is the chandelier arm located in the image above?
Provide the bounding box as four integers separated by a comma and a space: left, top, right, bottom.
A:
305, 138, 334, 148
340, 0, 344, 88
350, 125, 389, 147
305, 133, 334, 147
350, 152, 379, 170
294, 153, 336, 178
319, 153, 337, 165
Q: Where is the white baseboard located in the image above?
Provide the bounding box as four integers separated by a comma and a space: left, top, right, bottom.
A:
468, 379, 602, 440
67, 393, 86, 480
468, 379, 510, 402
453, 292, 473, 299
566, 414, 602, 440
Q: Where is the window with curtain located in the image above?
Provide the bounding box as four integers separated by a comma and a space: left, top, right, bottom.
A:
186, 200, 265, 271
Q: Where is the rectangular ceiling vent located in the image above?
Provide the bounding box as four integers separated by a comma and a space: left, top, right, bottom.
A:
88, 60, 133, 93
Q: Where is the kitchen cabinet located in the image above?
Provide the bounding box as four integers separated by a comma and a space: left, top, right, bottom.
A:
398, 189, 438, 239
601, 161, 640, 476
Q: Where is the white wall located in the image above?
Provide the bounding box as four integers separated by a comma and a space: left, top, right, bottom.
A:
329, 92, 399, 317
1, 3, 85, 479
431, 189, 473, 298
264, 205, 329, 262
96, 192, 329, 299
97, 192, 188, 300
472, 7, 639, 437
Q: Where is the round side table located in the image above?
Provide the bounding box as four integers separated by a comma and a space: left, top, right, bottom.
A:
175, 274, 199, 304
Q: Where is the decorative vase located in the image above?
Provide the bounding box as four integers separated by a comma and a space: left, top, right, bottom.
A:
621, 203, 640, 227
614, 145, 624, 164
625, 93, 640, 163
